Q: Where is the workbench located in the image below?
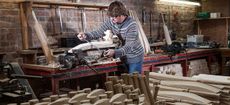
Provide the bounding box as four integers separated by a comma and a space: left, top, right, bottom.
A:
21, 48, 219, 94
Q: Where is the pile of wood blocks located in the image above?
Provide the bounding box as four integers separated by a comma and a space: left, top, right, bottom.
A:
13, 72, 158, 105
12, 72, 230, 105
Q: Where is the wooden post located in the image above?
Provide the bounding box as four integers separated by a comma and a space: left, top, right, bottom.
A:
20, 3, 29, 49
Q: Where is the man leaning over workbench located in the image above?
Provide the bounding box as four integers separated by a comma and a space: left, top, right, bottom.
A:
77, 1, 144, 74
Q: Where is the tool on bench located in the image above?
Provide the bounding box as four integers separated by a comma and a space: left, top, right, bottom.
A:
58, 49, 99, 73
160, 13, 185, 56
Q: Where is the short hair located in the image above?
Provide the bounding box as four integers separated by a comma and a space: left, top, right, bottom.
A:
107, 1, 128, 17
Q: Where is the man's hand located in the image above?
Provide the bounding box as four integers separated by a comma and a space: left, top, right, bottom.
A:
77, 32, 86, 41
104, 49, 115, 57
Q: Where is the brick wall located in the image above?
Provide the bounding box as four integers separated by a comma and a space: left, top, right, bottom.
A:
0, 0, 198, 58
0, 2, 21, 52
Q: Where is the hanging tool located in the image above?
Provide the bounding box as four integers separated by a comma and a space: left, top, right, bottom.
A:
149, 11, 153, 42
81, 8, 87, 32
56, 7, 63, 35
161, 13, 172, 45
160, 13, 185, 57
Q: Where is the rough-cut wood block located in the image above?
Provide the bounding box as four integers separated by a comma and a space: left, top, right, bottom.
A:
50, 95, 59, 102
99, 94, 107, 99
69, 91, 78, 98
112, 101, 124, 105
80, 100, 90, 104
29, 99, 39, 105
41, 97, 51, 102
69, 93, 87, 104
93, 99, 109, 105
124, 99, 133, 104
59, 94, 68, 98
87, 89, 105, 98
113, 83, 122, 94
49, 97, 70, 105
105, 91, 113, 99
105, 81, 113, 91
83, 88, 92, 94
34, 102, 50, 105
109, 93, 127, 103
87, 96, 98, 104
20, 102, 30, 105
7, 104, 17, 105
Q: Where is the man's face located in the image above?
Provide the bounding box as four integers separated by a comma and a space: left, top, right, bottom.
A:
110, 16, 123, 24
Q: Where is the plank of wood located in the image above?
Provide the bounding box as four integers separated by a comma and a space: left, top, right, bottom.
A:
0, 0, 26, 3
143, 76, 155, 105
138, 76, 151, 105
30, 10, 55, 64
193, 74, 230, 85
160, 80, 221, 93
149, 72, 197, 81
156, 85, 220, 99
158, 91, 212, 104
132, 74, 140, 90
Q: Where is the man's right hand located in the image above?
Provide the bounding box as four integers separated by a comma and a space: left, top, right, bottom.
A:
77, 32, 86, 41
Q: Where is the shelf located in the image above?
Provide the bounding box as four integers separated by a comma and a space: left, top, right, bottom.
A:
196, 17, 228, 47
195, 17, 230, 20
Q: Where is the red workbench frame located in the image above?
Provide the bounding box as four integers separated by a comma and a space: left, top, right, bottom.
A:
21, 48, 219, 94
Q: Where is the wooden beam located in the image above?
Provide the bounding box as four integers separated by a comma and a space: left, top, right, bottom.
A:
20, 3, 29, 49
22, 1, 108, 9
0, 0, 26, 3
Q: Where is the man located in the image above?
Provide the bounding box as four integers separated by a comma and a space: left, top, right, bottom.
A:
77, 1, 144, 74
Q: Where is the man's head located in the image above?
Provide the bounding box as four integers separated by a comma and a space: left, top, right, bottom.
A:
107, 1, 128, 23
107, 1, 128, 17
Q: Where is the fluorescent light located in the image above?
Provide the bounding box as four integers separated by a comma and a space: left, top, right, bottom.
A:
159, 0, 200, 6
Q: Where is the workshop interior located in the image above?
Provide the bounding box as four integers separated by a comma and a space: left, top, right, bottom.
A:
1, 0, 230, 105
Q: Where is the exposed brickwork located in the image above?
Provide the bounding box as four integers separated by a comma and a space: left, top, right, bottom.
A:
0, 2, 21, 52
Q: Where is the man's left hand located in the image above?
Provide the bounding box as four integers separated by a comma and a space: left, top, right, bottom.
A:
104, 49, 115, 57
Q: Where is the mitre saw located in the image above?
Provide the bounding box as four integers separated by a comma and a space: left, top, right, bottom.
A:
58, 30, 118, 69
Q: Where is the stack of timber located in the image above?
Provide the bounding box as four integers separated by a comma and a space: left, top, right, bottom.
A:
149, 72, 230, 105
104, 72, 159, 105
13, 72, 159, 105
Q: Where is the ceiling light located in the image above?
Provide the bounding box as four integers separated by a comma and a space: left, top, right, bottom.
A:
159, 0, 200, 6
